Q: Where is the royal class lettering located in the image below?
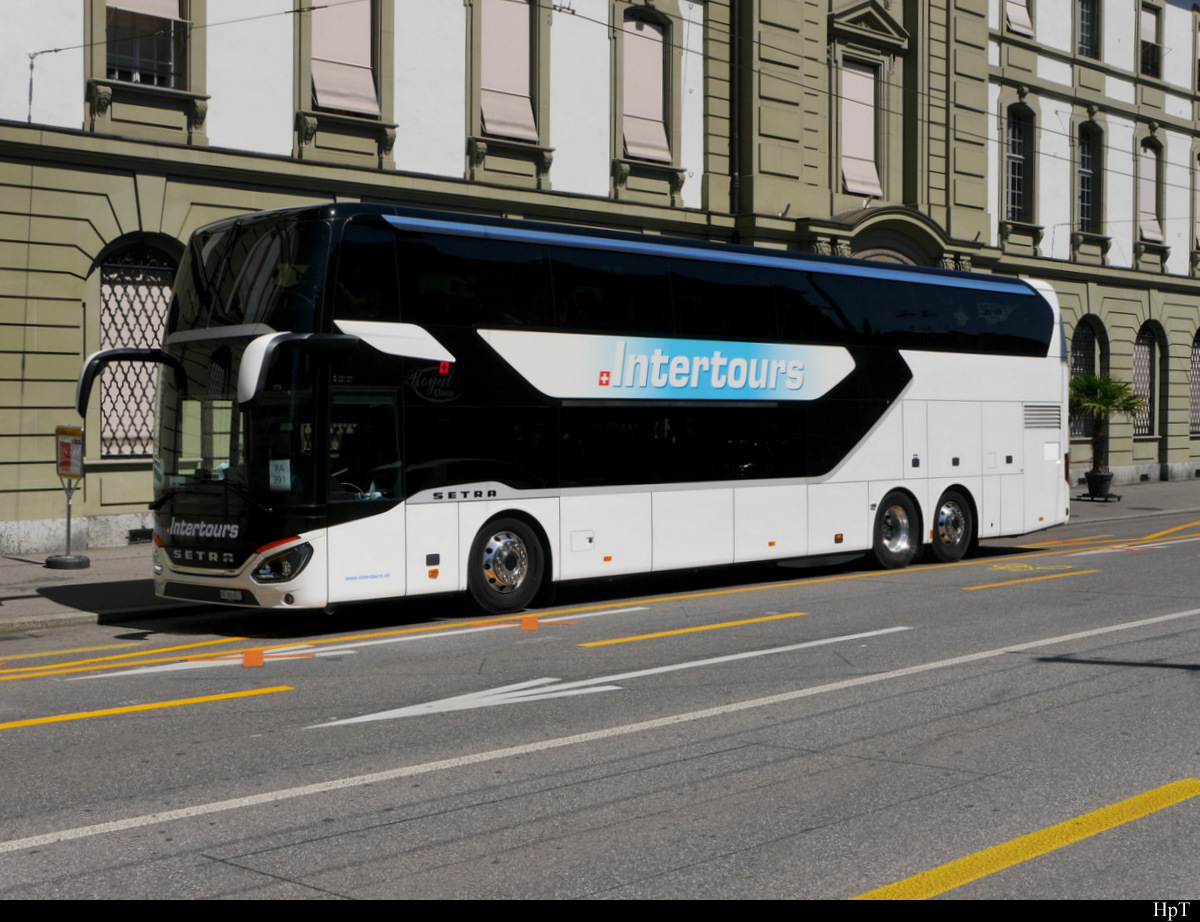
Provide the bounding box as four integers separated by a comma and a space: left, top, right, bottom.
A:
604, 341, 803, 392
169, 518, 241, 540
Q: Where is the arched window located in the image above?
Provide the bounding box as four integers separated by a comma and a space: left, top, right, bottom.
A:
1133, 323, 1159, 436
1190, 330, 1200, 436
99, 243, 175, 457
1070, 316, 1107, 437
1006, 106, 1034, 223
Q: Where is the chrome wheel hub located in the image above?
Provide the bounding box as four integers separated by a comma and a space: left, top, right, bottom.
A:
481, 531, 528, 593
936, 502, 965, 546
881, 505, 911, 554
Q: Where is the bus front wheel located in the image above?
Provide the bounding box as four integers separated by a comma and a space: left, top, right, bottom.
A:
872, 492, 919, 569
467, 518, 544, 614
930, 490, 973, 563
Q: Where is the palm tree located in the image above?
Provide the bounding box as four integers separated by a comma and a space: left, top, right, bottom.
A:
1069, 374, 1145, 488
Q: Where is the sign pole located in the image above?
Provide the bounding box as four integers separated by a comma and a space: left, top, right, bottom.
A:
46, 425, 89, 570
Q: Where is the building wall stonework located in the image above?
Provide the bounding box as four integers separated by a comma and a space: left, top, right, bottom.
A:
4, 0, 1200, 553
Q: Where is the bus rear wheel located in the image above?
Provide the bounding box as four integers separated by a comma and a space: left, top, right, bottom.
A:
930, 490, 973, 563
872, 492, 919, 569
467, 518, 544, 614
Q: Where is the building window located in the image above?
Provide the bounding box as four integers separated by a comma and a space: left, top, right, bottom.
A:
1078, 125, 1101, 233
1191, 331, 1200, 435
1140, 139, 1164, 243
106, 1, 186, 89
1141, 5, 1161, 78
311, 0, 379, 117
1006, 0, 1034, 38
99, 246, 175, 458
1194, 154, 1200, 249
480, 0, 538, 142
841, 62, 883, 198
622, 11, 670, 163
1133, 324, 1158, 436
1078, 0, 1099, 58
1006, 107, 1033, 223
1070, 320, 1099, 438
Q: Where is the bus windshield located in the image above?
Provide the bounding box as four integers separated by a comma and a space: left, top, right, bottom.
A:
171, 213, 331, 333
155, 213, 332, 511
154, 337, 320, 508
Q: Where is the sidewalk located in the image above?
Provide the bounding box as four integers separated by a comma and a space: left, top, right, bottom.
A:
3, 478, 1200, 634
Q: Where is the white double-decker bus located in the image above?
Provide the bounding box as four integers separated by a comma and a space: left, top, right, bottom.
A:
77, 204, 1070, 614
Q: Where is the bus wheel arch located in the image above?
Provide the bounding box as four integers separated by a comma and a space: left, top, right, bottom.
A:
466, 513, 550, 614
930, 487, 977, 563
871, 489, 921, 569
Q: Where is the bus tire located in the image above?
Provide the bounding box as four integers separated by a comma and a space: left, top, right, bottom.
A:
872, 492, 919, 569
467, 518, 544, 614
930, 490, 973, 563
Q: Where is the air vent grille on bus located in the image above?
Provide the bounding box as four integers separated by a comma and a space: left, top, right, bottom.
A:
1024, 404, 1061, 429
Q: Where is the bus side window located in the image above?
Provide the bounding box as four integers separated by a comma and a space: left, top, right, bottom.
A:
775, 272, 852, 345
332, 219, 401, 321
395, 233, 553, 328
671, 260, 778, 341
549, 246, 673, 335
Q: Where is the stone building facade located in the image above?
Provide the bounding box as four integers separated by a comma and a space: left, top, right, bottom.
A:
2, 0, 1198, 553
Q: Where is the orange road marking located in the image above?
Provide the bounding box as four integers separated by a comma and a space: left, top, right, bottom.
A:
1140, 520, 1200, 541
0, 686, 293, 731
964, 570, 1099, 591
582, 611, 808, 647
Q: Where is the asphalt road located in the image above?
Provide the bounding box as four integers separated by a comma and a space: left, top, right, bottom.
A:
2, 509, 1200, 898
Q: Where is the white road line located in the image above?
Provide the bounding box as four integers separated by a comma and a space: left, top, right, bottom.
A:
314, 626, 913, 724
74, 608, 650, 680
6, 606, 1200, 855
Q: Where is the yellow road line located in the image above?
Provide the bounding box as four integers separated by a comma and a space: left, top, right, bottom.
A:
579, 611, 807, 647
1140, 520, 1200, 541
852, 778, 1200, 900
9, 523, 1196, 681
963, 570, 1098, 591
0, 635, 251, 676
0, 642, 138, 662
0, 686, 293, 731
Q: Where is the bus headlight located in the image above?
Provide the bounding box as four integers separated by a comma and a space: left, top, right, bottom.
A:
251, 543, 313, 583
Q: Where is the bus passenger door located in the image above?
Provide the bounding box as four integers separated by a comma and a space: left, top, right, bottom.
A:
326, 386, 408, 604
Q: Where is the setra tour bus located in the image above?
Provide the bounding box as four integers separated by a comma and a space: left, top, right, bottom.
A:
76, 204, 1070, 614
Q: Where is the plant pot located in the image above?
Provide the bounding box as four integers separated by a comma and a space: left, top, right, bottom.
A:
1085, 470, 1113, 499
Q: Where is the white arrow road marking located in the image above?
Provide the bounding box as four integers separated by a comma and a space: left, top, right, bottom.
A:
312, 625, 913, 725
8, 609, 1200, 855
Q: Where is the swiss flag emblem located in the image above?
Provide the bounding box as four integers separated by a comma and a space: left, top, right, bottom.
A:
598, 371, 611, 386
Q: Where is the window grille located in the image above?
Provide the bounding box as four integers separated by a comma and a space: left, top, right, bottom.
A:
1070, 323, 1097, 438
99, 246, 174, 457
1190, 333, 1200, 435
1133, 326, 1156, 437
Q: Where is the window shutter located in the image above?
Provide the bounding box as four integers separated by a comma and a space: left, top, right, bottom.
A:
623, 18, 671, 163
481, 0, 538, 142
312, 0, 380, 117
841, 63, 883, 198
